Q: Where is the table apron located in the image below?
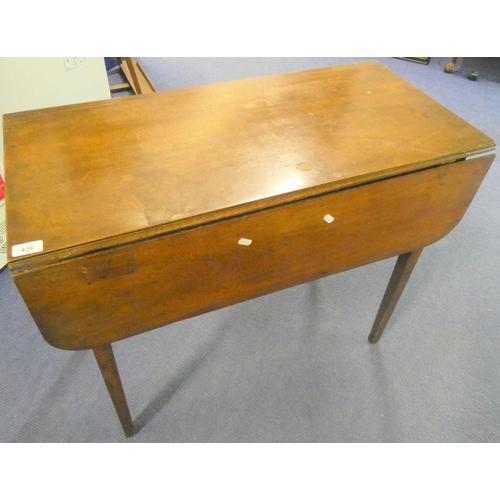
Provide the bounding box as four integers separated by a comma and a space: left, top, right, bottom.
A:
12, 155, 494, 350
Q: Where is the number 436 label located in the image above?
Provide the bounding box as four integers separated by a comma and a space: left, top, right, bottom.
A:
12, 240, 44, 257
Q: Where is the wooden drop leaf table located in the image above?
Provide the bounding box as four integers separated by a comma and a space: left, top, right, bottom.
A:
4, 61, 496, 437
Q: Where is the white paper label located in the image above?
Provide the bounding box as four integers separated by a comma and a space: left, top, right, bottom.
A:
323, 214, 335, 224
12, 240, 44, 257
238, 238, 252, 246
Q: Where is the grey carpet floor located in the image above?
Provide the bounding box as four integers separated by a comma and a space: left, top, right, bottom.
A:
1, 57, 499, 442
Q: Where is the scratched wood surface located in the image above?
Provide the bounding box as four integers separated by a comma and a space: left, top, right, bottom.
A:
4, 61, 494, 270
11, 155, 494, 350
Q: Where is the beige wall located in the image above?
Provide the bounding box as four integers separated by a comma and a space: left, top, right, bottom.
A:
0, 57, 111, 177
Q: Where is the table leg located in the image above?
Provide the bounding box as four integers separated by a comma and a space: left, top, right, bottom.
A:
368, 248, 423, 344
444, 57, 458, 74
93, 343, 134, 438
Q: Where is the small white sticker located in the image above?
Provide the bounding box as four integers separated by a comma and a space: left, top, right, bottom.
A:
323, 214, 335, 224
238, 238, 252, 246
12, 240, 44, 257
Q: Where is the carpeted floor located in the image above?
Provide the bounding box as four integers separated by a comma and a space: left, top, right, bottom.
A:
1, 57, 499, 442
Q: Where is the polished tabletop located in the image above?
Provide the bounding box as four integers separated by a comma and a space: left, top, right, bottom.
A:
4, 61, 494, 269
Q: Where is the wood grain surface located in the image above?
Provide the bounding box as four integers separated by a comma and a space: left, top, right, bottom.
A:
4, 61, 494, 270
5, 61, 497, 437
11, 155, 494, 350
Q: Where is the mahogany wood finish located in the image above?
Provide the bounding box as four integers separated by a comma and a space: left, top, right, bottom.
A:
4, 61, 496, 437
368, 249, 423, 344
4, 61, 494, 270
8, 155, 494, 351
93, 344, 134, 437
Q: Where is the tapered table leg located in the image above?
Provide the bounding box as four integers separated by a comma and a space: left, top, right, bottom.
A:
368, 248, 423, 344
93, 343, 134, 437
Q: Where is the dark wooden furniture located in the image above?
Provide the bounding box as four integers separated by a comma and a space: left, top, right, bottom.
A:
4, 61, 495, 437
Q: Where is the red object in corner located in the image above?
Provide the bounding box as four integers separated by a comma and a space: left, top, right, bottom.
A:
0, 175, 4, 202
